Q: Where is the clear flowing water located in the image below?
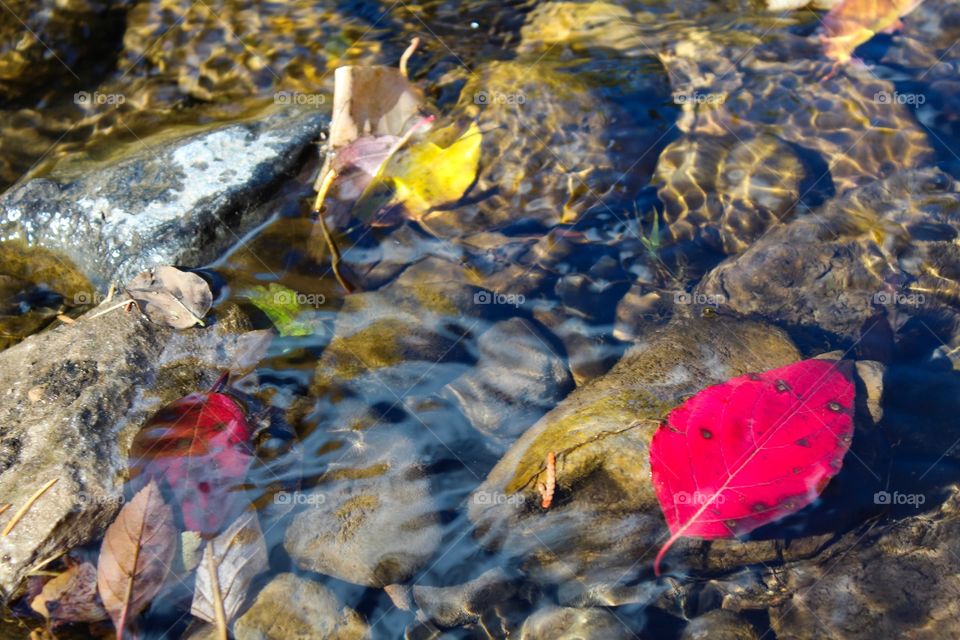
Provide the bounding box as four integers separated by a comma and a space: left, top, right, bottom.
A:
3, 0, 960, 638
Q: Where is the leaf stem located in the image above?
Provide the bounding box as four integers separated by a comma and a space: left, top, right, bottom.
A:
312, 169, 354, 293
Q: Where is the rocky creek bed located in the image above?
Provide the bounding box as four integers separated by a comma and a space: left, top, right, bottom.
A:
1, 0, 960, 638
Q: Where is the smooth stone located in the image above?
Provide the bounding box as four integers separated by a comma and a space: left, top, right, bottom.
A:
0, 107, 326, 289
234, 573, 370, 640
283, 434, 441, 588
311, 256, 491, 397
442, 318, 573, 444
518, 606, 633, 640
681, 609, 759, 640
413, 568, 517, 628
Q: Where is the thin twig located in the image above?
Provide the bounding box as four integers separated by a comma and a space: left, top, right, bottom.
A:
3, 478, 59, 536
0, 504, 10, 518
88, 299, 134, 319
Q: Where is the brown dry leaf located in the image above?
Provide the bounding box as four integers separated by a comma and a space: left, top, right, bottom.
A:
190, 510, 269, 626
821, 0, 925, 63
97, 480, 176, 639
31, 561, 108, 625
125, 266, 212, 329
327, 65, 423, 151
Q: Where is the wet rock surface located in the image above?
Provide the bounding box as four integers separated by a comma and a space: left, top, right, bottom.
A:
0, 108, 325, 288
469, 316, 803, 592
233, 573, 370, 640
0, 299, 259, 598
710, 490, 960, 640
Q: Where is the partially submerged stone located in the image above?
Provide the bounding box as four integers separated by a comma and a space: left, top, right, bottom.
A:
0, 108, 326, 289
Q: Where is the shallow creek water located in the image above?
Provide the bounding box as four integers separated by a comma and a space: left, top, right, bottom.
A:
2, 0, 960, 638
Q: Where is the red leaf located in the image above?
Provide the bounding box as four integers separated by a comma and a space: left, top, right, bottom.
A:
650, 359, 856, 575
128, 386, 254, 535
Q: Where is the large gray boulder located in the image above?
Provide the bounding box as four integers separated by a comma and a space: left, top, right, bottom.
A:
0, 108, 326, 288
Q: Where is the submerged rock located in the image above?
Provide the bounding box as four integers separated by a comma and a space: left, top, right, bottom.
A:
0, 108, 325, 288
0, 241, 92, 351
743, 491, 960, 640
234, 573, 370, 640
442, 318, 574, 444
283, 433, 442, 588
654, 134, 803, 255
428, 57, 669, 235
0, 0, 130, 101
469, 316, 802, 591
413, 567, 517, 628
518, 606, 633, 640
0, 300, 260, 598
696, 168, 960, 355
311, 256, 488, 397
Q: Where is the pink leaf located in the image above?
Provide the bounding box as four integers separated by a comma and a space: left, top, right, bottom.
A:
649, 359, 856, 575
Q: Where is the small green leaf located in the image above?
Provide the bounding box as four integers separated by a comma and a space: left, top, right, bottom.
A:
242, 284, 313, 337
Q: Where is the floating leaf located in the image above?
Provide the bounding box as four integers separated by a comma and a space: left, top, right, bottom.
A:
128, 386, 254, 535
649, 359, 855, 575
243, 284, 313, 337
820, 0, 925, 64
97, 481, 176, 639
191, 511, 269, 626
31, 561, 108, 625
384, 122, 483, 218
125, 266, 212, 329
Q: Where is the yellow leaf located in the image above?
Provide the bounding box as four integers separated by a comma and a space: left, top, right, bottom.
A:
386, 122, 482, 218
